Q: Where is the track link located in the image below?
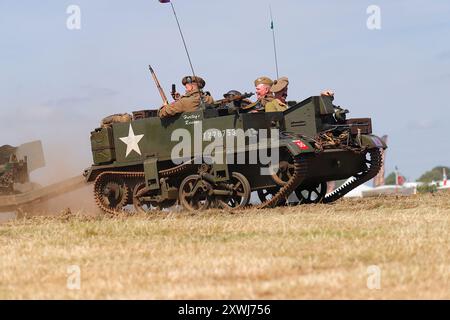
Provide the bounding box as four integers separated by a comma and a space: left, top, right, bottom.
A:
93, 149, 382, 214
257, 154, 308, 209
323, 148, 382, 203
93, 160, 197, 215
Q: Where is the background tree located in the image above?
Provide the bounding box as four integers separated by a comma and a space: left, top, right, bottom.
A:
417, 166, 450, 183
385, 172, 396, 185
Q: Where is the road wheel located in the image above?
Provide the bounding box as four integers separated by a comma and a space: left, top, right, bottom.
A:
295, 182, 327, 204
179, 175, 212, 211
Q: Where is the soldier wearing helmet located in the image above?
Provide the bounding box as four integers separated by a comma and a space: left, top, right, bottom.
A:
221, 90, 253, 110
223, 90, 242, 99
158, 76, 214, 118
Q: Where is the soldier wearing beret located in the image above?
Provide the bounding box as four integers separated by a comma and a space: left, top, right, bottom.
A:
242, 76, 275, 113
254, 76, 275, 111
158, 76, 214, 119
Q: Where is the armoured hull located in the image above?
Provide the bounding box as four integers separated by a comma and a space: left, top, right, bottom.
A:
85, 95, 387, 214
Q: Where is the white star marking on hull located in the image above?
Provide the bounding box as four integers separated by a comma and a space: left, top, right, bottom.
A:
119, 125, 144, 157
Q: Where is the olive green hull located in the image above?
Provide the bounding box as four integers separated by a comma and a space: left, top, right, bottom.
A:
85, 95, 387, 212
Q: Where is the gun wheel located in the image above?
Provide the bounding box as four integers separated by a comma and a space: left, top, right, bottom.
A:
179, 175, 212, 211
217, 172, 251, 210
295, 182, 327, 204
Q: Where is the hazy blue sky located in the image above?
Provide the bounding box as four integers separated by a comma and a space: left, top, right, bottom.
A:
1, 0, 449, 184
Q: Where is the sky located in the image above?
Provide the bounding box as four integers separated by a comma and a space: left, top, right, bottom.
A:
0, 0, 449, 184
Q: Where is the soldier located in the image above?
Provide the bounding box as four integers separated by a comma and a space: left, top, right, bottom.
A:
265, 76, 289, 112
158, 76, 214, 119
272, 77, 289, 104
222, 90, 253, 109
254, 76, 275, 111
242, 76, 275, 113
223, 90, 242, 100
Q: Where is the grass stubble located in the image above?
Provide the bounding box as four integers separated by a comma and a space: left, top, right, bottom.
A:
0, 192, 449, 299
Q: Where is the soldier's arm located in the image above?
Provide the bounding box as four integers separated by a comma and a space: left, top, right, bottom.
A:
159, 99, 185, 118
321, 90, 335, 97
158, 105, 171, 119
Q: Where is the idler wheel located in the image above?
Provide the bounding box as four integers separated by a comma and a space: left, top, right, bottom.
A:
217, 172, 251, 210
295, 182, 327, 204
179, 175, 212, 211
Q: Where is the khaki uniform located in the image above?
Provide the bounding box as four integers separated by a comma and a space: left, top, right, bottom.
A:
260, 94, 274, 107
159, 90, 214, 118
247, 76, 276, 112
269, 77, 289, 112
265, 98, 288, 112
242, 94, 275, 112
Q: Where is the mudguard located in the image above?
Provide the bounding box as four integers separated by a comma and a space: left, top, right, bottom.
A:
281, 139, 315, 157
361, 134, 387, 149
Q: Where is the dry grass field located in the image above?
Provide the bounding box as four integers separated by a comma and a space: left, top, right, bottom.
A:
0, 192, 449, 299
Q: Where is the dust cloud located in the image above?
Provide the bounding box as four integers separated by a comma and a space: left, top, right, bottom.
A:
26, 141, 98, 215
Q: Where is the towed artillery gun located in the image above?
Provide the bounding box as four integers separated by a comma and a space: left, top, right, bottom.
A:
84, 94, 387, 214
0, 141, 45, 196
0, 141, 85, 214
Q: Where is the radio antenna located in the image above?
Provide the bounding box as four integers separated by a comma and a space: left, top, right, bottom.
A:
159, 1, 206, 106
270, 5, 279, 79
160, 0, 197, 79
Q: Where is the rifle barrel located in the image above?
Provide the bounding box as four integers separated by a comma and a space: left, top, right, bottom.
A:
149, 65, 169, 105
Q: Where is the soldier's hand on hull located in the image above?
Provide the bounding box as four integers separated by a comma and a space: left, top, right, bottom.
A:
321, 89, 335, 97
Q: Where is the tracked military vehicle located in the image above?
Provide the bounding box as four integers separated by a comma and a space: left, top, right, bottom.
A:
84, 95, 386, 214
